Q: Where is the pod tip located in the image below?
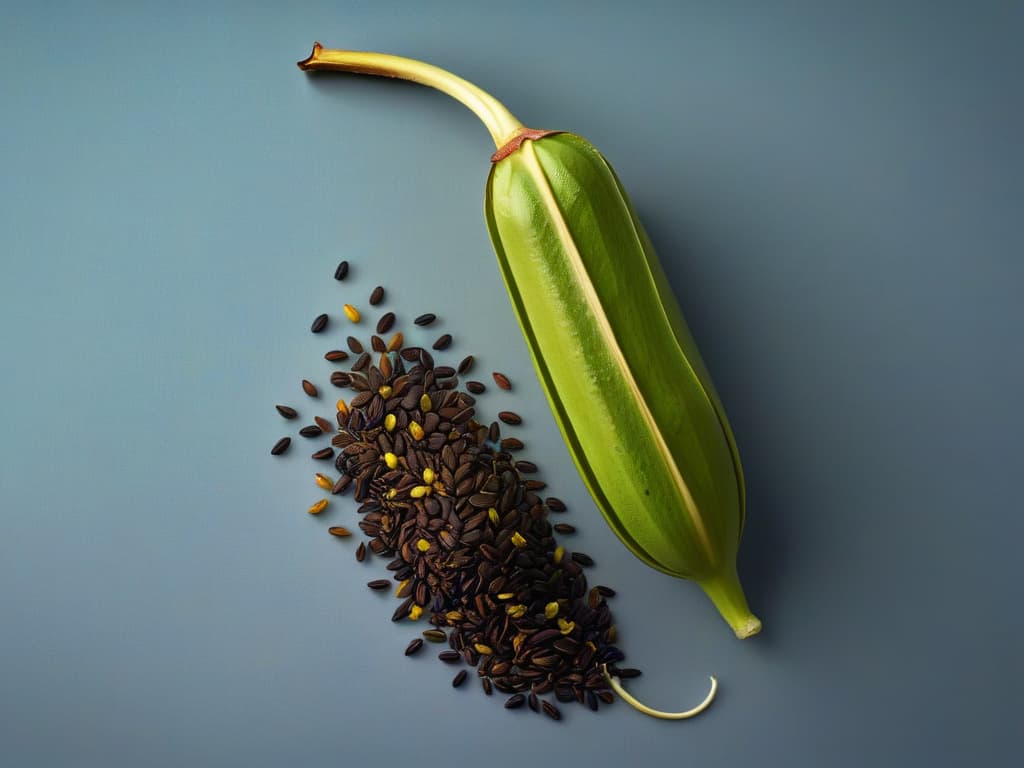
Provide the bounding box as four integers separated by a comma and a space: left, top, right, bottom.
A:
733, 615, 762, 639
297, 42, 323, 71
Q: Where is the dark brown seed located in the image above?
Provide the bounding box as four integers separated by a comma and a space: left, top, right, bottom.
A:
298, 425, 322, 438
596, 585, 616, 597
367, 580, 390, 590
275, 405, 298, 419
492, 372, 512, 390
334, 260, 349, 280
545, 497, 567, 512
370, 335, 386, 353
314, 416, 334, 433
328, 526, 352, 537
346, 336, 364, 354
355, 542, 366, 561
553, 523, 576, 534
466, 381, 486, 394
498, 411, 522, 425
311, 447, 334, 460
376, 311, 395, 334
457, 355, 475, 374
369, 285, 385, 306
541, 701, 562, 721
438, 650, 460, 663
615, 668, 642, 679
528, 692, 539, 712
597, 691, 614, 705
504, 694, 526, 709
270, 437, 291, 456
586, 690, 599, 711
330, 371, 351, 388
414, 313, 436, 326
422, 629, 447, 643
515, 460, 538, 473
500, 437, 523, 451
452, 670, 468, 688
432, 333, 452, 351
311, 313, 329, 333
332, 475, 352, 494
571, 551, 594, 567
324, 349, 350, 362
352, 352, 371, 372
481, 678, 493, 695
302, 379, 318, 398
404, 638, 424, 656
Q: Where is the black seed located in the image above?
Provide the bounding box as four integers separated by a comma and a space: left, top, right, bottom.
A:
404, 638, 424, 656
545, 497, 567, 512
457, 355, 475, 374
347, 336, 364, 354
270, 437, 291, 455
334, 260, 349, 280
414, 313, 436, 326
301, 380, 318, 398
438, 651, 461, 663
466, 380, 485, 394
492, 372, 512, 390
528, 692, 539, 712
452, 670, 468, 687
498, 411, 522, 425
571, 552, 594, 567
515, 460, 538, 474
311, 313, 329, 333
482, 678, 493, 695
311, 447, 334, 460
541, 701, 562, 721
432, 333, 452, 350
376, 312, 395, 334
553, 523, 576, 534
367, 580, 390, 590
298, 425, 322, 438
275, 405, 298, 419
369, 285, 385, 306
504, 694, 526, 709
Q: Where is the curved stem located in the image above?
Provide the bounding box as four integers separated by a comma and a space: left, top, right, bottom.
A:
603, 665, 718, 720
297, 42, 525, 148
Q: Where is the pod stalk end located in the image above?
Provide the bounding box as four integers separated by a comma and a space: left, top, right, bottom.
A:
698, 568, 762, 639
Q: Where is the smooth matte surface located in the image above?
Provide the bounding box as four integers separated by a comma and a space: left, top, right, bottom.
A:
1, 2, 1021, 766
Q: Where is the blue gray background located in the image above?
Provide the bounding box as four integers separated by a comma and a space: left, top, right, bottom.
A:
1, 2, 1021, 766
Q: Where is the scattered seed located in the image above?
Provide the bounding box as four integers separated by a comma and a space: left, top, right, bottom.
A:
314, 416, 334, 434
571, 552, 595, 567
541, 701, 562, 721
504, 694, 526, 709
315, 473, 334, 490
438, 651, 461, 663
413, 313, 436, 326
328, 526, 352, 537
498, 411, 522, 425
404, 638, 424, 656
343, 304, 361, 323
545, 497, 567, 512
492, 372, 512, 390
500, 437, 523, 451
432, 333, 452, 351
298, 425, 322, 438
376, 312, 395, 334
369, 286, 385, 306
422, 629, 447, 643
301, 380, 319, 398
367, 579, 390, 590
334, 260, 349, 281
387, 331, 404, 352
553, 523, 576, 534
482, 678, 493, 696
596, 585, 616, 597
528, 692, 539, 712
308, 499, 328, 515
355, 541, 366, 561
270, 437, 291, 456
311, 313, 329, 333
346, 336, 364, 354
466, 381, 486, 394
325, 350, 349, 362
452, 670, 468, 687
275, 405, 298, 419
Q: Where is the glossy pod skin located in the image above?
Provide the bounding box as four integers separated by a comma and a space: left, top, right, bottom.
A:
299, 44, 761, 638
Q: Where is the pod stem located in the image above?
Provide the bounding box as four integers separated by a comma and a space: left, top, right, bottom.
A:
603, 665, 717, 720
698, 567, 762, 639
297, 42, 525, 149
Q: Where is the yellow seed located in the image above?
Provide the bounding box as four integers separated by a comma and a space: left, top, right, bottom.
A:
507, 604, 526, 618
336, 399, 349, 416
474, 643, 494, 655
496, 593, 515, 601
419, 393, 432, 412
396, 579, 410, 596
511, 531, 527, 548
378, 385, 393, 398
387, 331, 404, 352
544, 601, 559, 619
308, 499, 329, 515
384, 452, 398, 469
411, 485, 433, 498
586, 641, 597, 652
408, 421, 424, 440
343, 303, 360, 322
386, 488, 397, 500
558, 618, 576, 635
488, 507, 499, 525
314, 473, 334, 490
328, 526, 352, 537
553, 546, 565, 564
512, 632, 526, 653
422, 467, 435, 485
445, 610, 464, 623
416, 538, 430, 552
409, 605, 423, 621
384, 413, 397, 431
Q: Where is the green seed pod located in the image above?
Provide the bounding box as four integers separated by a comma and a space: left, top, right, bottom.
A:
297, 44, 761, 642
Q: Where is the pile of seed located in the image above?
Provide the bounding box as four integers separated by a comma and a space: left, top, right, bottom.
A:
270, 262, 640, 720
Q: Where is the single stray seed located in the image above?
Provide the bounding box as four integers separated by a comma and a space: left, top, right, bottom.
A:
302, 380, 319, 398
328, 526, 352, 537
504, 694, 526, 709
404, 638, 424, 656
376, 311, 395, 334
438, 650, 461, 663
553, 523, 576, 534
314, 416, 334, 433
492, 372, 512, 390
334, 260, 349, 281
422, 629, 446, 643
457, 355, 475, 374
275, 405, 298, 419
541, 701, 562, 721
466, 381, 486, 394
413, 313, 436, 326
355, 542, 366, 561
432, 333, 452, 350
308, 499, 328, 515
311, 313, 329, 333
346, 336, 364, 354
299, 425, 323, 438
367, 579, 390, 590
369, 285, 385, 305
270, 437, 291, 456
452, 670, 468, 687
498, 411, 522, 425
314, 473, 334, 490
325, 349, 349, 362
343, 304, 361, 323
